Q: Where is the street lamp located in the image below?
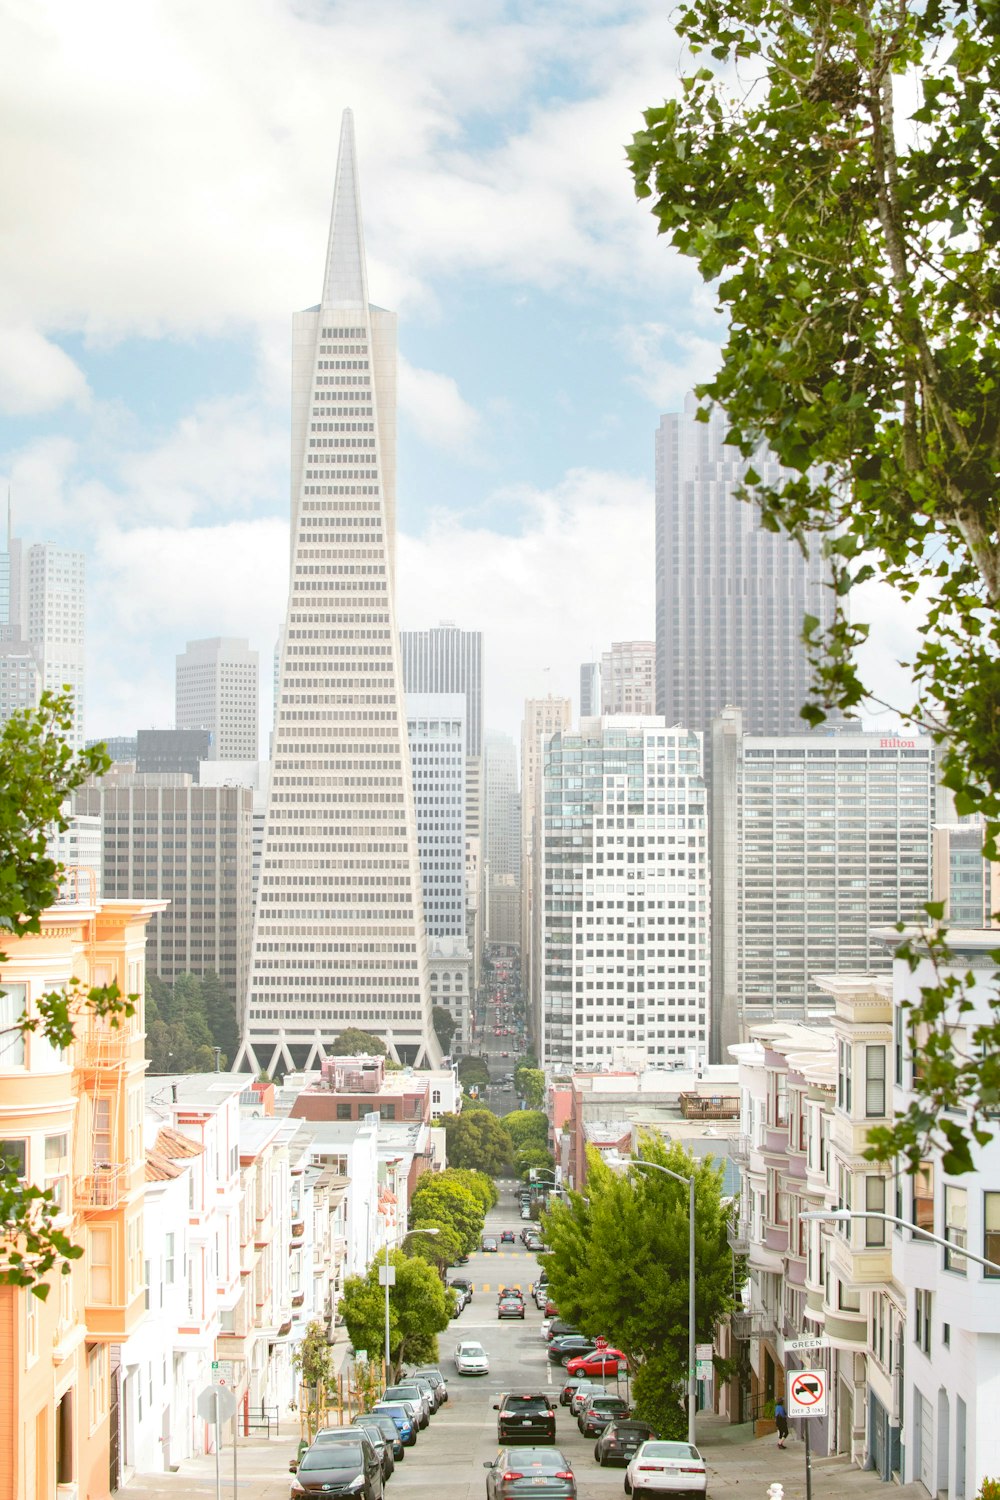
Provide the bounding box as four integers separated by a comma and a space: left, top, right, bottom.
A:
800, 1208, 1000, 1275
631, 1157, 697, 1447
382, 1227, 439, 1377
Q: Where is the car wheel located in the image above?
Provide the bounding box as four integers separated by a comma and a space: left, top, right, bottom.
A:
595, 1447, 602, 1463
624, 1480, 633, 1496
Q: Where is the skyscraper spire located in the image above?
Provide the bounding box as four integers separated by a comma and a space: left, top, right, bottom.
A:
238, 113, 441, 1075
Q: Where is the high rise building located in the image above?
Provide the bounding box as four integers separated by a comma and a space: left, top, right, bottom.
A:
520, 695, 573, 1039
73, 772, 255, 1011
539, 718, 709, 1069
933, 817, 1000, 929
87, 735, 138, 764
601, 641, 656, 716
579, 661, 601, 718
655, 396, 835, 737
0, 640, 40, 727
22, 542, 86, 747
240, 111, 439, 1074
406, 693, 467, 939
400, 623, 483, 758
175, 636, 259, 761
711, 710, 936, 1048
484, 730, 521, 947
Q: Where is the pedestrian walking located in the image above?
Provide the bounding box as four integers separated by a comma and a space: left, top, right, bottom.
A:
774, 1398, 789, 1449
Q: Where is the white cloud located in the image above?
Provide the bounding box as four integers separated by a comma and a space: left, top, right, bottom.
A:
620, 322, 724, 411
0, 327, 89, 415
398, 357, 482, 454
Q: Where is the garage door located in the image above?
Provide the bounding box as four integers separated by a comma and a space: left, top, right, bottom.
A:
914, 1387, 934, 1493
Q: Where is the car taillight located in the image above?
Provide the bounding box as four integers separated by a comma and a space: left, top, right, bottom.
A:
637, 1465, 660, 1471
502, 1473, 524, 1482
554, 1473, 573, 1480
679, 1467, 704, 1474
544, 1409, 554, 1418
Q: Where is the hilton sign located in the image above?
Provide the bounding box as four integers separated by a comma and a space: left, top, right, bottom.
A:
879, 738, 917, 748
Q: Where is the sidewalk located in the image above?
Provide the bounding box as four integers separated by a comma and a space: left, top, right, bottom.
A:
697, 1413, 928, 1498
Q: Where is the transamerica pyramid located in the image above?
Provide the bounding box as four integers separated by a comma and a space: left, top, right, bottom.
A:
237, 112, 442, 1074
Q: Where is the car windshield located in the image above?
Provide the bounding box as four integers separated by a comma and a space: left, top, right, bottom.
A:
301, 1447, 364, 1470
504, 1396, 550, 1411
642, 1443, 702, 1460
591, 1399, 628, 1411
459, 1344, 485, 1355
354, 1422, 386, 1441
374, 1405, 409, 1420
500, 1450, 568, 1468
613, 1423, 655, 1436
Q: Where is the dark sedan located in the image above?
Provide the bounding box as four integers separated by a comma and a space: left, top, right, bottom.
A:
548, 1336, 597, 1365
289, 1439, 384, 1500
353, 1413, 404, 1464
593, 1419, 657, 1467
483, 1447, 577, 1500
577, 1395, 631, 1437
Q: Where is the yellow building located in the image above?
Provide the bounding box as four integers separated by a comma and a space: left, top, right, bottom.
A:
0, 895, 163, 1500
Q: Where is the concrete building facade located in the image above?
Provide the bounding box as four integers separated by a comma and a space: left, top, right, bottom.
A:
600, 641, 656, 717
405, 693, 467, 939
521, 695, 572, 1036
539, 717, 709, 1070
175, 636, 260, 762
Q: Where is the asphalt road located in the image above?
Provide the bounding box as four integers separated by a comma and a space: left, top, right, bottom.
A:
390, 1180, 631, 1500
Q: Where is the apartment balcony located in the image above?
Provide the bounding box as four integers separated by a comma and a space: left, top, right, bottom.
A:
679, 1093, 739, 1121
727, 1215, 750, 1254
75, 1164, 129, 1213
77, 1030, 131, 1072
730, 1134, 751, 1166
730, 1309, 774, 1342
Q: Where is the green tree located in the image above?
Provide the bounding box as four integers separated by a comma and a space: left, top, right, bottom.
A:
502, 1110, 549, 1153
331, 1027, 387, 1057
439, 1110, 512, 1176
403, 1219, 464, 1276
409, 1173, 485, 1255
0, 694, 131, 1295
514, 1145, 555, 1184
446, 1167, 499, 1213
202, 969, 239, 1061
541, 1136, 737, 1438
513, 1053, 538, 1094
627, 0, 1000, 1170
517, 1068, 546, 1110
431, 1005, 457, 1055
340, 1249, 452, 1380
293, 1318, 336, 1438
457, 1054, 491, 1090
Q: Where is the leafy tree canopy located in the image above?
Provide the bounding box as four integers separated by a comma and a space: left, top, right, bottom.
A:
340, 1249, 452, 1381
502, 1110, 549, 1152
438, 1109, 512, 1176
457, 1054, 491, 1088
331, 1027, 387, 1057
431, 1005, 457, 1055
145, 970, 238, 1073
541, 1136, 738, 1438
409, 1173, 486, 1255
628, 0, 1000, 1169
517, 1068, 546, 1110
433, 1166, 499, 1214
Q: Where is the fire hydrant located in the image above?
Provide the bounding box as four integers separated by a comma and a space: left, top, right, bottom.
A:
767, 1485, 785, 1500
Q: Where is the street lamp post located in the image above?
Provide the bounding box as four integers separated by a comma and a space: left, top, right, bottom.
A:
631, 1158, 698, 1447
382, 1226, 439, 1378
800, 1208, 1000, 1275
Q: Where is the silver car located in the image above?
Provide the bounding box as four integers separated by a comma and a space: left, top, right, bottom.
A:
455, 1340, 490, 1375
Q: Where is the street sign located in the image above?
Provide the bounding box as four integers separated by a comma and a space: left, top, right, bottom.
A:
214, 1359, 234, 1386
785, 1336, 830, 1354
696, 1343, 713, 1361
696, 1361, 713, 1381
197, 1384, 237, 1424
594, 1336, 608, 1350
788, 1369, 827, 1418
378, 1265, 396, 1286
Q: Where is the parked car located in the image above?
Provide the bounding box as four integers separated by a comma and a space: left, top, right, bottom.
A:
565, 1349, 625, 1378
289, 1435, 384, 1500
409, 1366, 448, 1404
353, 1412, 405, 1464
546, 1319, 577, 1342
404, 1372, 442, 1412
593, 1420, 657, 1468
520, 1208, 532, 1222
371, 1403, 416, 1447
578, 1395, 631, 1437
450, 1278, 474, 1310
482, 1447, 577, 1500
548, 1336, 596, 1365
495, 1393, 557, 1444
569, 1384, 604, 1418
499, 1295, 526, 1320
454, 1340, 491, 1376
558, 1376, 593, 1407
482, 1235, 499, 1252
623, 1440, 707, 1496
500, 1229, 515, 1243
544, 1299, 559, 1318
383, 1384, 431, 1426
315, 1423, 392, 1481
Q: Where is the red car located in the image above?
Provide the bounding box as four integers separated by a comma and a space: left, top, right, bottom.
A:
565, 1348, 626, 1377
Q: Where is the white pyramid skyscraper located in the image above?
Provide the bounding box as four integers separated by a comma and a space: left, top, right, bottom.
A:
238, 112, 441, 1074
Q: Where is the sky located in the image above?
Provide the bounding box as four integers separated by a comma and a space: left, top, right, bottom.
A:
0, 0, 913, 751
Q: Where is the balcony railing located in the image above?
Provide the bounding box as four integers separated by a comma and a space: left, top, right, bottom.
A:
727, 1215, 750, 1253
729, 1309, 774, 1341
77, 1030, 130, 1070
730, 1134, 751, 1165
75, 1164, 128, 1211
679, 1093, 740, 1121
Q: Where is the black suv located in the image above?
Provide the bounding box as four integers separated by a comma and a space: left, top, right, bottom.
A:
494, 1392, 557, 1444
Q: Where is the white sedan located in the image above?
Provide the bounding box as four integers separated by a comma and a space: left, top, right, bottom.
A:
454, 1340, 490, 1376
624, 1441, 708, 1496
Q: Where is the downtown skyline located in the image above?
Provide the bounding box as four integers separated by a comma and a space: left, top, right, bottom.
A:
0, 1, 916, 748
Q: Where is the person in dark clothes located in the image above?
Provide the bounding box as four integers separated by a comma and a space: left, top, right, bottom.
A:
775, 1398, 789, 1448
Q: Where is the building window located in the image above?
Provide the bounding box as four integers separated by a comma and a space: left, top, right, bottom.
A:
44, 1133, 70, 1211
164, 1232, 175, 1285
865, 1045, 886, 1118
89, 1227, 113, 1304
837, 1041, 852, 1113
0, 984, 26, 1067
838, 1280, 861, 1312
984, 1192, 1000, 1278
25, 1290, 38, 1366
865, 1176, 886, 1246
914, 1288, 932, 1355
0, 1137, 27, 1180
912, 1161, 934, 1237
336, 1103, 352, 1121
944, 1185, 967, 1274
